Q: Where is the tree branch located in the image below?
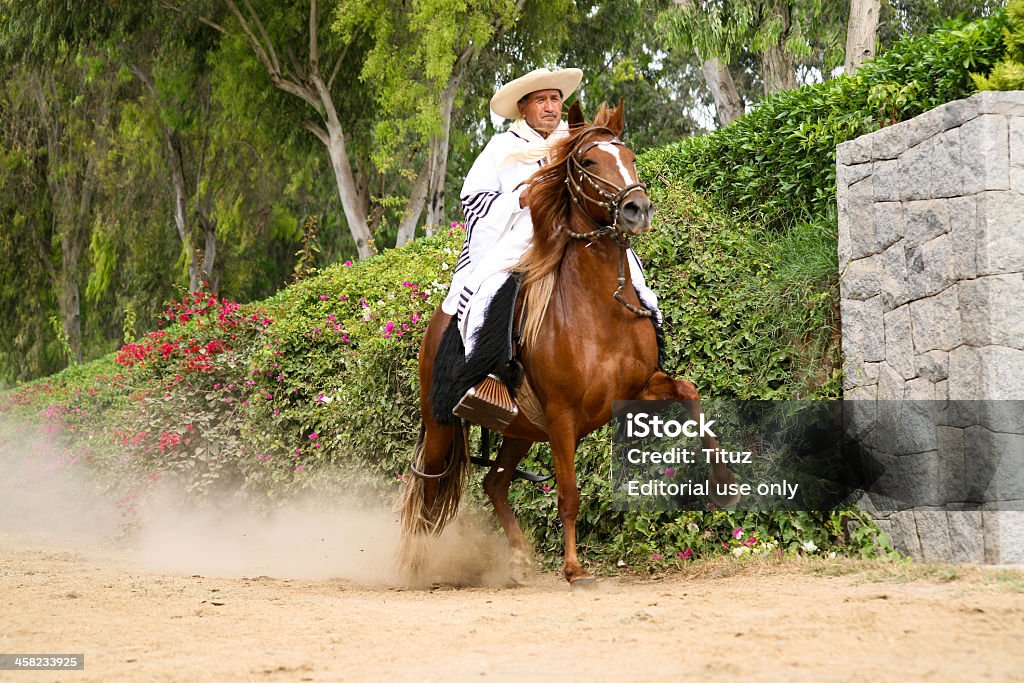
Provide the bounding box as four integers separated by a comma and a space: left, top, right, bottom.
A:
241, 0, 281, 73
309, 0, 319, 70
302, 120, 330, 146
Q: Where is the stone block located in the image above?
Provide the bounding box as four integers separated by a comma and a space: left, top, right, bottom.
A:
846, 176, 878, 260
931, 129, 964, 198
889, 510, 922, 559
846, 383, 878, 402
974, 90, 1024, 116
937, 424, 967, 504
874, 158, 902, 201
841, 256, 881, 300
837, 138, 872, 166
916, 509, 953, 562
843, 359, 880, 390
935, 379, 949, 400
962, 115, 1009, 194
950, 345, 1024, 400
877, 360, 906, 400
905, 376, 935, 399
837, 162, 873, 196
884, 304, 916, 379
977, 191, 1024, 276
947, 196, 978, 280
905, 234, 956, 300
915, 350, 949, 382
1011, 117, 1024, 168
1012, 118, 1024, 191
934, 97, 982, 131
985, 511, 1024, 563
959, 274, 1024, 348
909, 285, 962, 353
898, 137, 935, 200
947, 511, 984, 563
873, 201, 905, 251
871, 123, 907, 161
841, 296, 885, 363
904, 199, 949, 245
879, 242, 910, 311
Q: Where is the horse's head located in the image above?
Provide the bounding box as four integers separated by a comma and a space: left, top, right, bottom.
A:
563, 100, 653, 235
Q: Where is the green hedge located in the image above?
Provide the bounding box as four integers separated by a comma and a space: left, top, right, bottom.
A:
638, 12, 1007, 233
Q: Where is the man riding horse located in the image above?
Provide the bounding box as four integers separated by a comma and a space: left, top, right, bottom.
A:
441, 67, 661, 419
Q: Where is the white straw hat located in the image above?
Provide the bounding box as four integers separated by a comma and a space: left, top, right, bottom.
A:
490, 67, 583, 120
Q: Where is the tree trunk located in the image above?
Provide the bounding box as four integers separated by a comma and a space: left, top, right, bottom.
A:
425, 52, 469, 234
324, 122, 376, 259
760, 2, 797, 94
701, 57, 745, 126
397, 157, 430, 246
164, 129, 203, 291
200, 215, 219, 293
844, 0, 880, 74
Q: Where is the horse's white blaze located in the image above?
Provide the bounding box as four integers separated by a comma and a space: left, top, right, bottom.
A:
595, 142, 636, 188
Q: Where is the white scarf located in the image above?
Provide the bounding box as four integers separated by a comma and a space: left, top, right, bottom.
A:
502, 118, 569, 166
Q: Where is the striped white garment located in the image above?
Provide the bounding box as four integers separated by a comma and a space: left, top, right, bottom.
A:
442, 120, 567, 322
442, 119, 660, 356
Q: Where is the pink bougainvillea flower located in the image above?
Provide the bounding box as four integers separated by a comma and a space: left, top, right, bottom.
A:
651, 553, 663, 560
344, 260, 352, 267
733, 528, 744, 539
319, 295, 330, 300
665, 468, 675, 476
308, 432, 319, 440
679, 548, 693, 560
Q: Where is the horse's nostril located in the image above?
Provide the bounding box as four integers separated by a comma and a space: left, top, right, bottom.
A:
622, 198, 651, 223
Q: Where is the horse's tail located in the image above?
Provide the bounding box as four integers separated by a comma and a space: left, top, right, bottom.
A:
396, 421, 470, 576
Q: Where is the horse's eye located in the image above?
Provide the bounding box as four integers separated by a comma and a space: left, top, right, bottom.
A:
580, 158, 597, 169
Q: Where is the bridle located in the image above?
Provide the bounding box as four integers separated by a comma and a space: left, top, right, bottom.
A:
562, 126, 653, 319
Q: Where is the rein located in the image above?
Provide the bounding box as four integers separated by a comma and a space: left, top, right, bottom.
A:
561, 127, 652, 319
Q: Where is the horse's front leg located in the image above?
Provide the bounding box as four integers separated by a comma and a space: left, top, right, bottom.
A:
639, 371, 740, 507
548, 422, 595, 588
673, 378, 741, 507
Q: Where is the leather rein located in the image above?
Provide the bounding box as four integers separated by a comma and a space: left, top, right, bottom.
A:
562, 127, 652, 319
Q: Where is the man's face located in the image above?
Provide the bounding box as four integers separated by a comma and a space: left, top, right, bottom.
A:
517, 89, 563, 137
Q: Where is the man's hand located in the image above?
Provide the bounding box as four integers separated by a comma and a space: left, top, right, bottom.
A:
519, 185, 531, 208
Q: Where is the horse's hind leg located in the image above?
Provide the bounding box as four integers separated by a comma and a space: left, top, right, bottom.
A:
482, 437, 534, 584
397, 418, 467, 580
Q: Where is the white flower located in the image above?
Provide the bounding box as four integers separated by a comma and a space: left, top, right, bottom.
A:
441, 262, 449, 270
362, 308, 372, 321
732, 546, 749, 557
686, 522, 699, 533
802, 540, 818, 553
828, 550, 837, 559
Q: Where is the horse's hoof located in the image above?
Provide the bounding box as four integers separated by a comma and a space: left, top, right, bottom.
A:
711, 492, 742, 508
509, 549, 534, 586
569, 576, 598, 592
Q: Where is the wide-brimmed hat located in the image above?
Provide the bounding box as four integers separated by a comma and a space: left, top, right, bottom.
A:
490, 67, 583, 120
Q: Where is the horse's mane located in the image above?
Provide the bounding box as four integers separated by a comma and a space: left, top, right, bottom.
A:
514, 103, 621, 350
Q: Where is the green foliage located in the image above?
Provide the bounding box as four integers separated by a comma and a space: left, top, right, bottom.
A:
972, 0, 1024, 90
640, 12, 1007, 234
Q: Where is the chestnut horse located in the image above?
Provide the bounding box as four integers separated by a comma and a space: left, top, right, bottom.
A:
398, 101, 737, 588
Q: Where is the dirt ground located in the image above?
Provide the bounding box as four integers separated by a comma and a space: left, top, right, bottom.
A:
2, 533, 1024, 683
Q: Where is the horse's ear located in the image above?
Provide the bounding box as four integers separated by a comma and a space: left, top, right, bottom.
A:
607, 98, 624, 136
567, 100, 586, 130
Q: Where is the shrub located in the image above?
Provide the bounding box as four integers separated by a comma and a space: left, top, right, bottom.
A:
638, 12, 1007, 233
972, 0, 1024, 91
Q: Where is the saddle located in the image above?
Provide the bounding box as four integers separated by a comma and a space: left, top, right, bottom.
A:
452, 274, 548, 433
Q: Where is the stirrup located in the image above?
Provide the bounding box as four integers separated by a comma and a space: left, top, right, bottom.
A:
453, 374, 518, 432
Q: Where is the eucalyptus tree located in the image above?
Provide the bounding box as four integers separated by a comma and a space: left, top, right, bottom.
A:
656, 0, 848, 125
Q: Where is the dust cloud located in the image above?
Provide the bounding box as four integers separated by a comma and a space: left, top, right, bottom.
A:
0, 417, 515, 587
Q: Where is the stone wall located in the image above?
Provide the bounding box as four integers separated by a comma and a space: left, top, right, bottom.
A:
837, 91, 1024, 563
